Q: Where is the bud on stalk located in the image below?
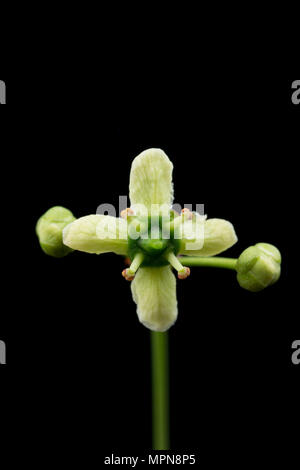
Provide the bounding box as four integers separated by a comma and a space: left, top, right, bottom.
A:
236, 243, 281, 292
36, 206, 76, 258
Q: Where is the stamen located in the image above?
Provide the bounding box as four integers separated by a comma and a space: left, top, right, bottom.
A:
166, 252, 191, 279
121, 208, 135, 219
181, 208, 193, 220
129, 252, 144, 273
121, 252, 144, 281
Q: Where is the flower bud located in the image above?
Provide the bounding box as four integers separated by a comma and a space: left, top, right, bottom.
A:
236, 243, 281, 292
36, 206, 76, 257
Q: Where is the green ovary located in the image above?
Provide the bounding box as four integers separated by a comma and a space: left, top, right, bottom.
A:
127, 215, 181, 267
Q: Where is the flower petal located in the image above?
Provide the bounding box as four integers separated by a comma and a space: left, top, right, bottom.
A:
179, 218, 237, 256
63, 215, 128, 255
174, 216, 206, 253
131, 266, 178, 332
129, 148, 174, 215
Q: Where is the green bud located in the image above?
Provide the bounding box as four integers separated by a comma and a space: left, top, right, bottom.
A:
36, 206, 76, 258
236, 243, 281, 292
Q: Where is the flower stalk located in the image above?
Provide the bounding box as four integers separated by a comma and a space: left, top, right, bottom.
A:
151, 331, 170, 450
181, 256, 237, 270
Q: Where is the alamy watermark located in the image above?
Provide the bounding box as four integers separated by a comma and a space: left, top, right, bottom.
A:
0, 80, 6, 104
291, 80, 300, 105
96, 196, 204, 221
95, 198, 206, 251
291, 340, 300, 365
0, 340, 6, 364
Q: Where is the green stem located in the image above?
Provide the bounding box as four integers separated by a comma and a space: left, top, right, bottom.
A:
180, 256, 237, 270
150, 257, 236, 449
151, 331, 170, 450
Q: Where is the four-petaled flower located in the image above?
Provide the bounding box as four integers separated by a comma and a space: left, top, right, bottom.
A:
63, 149, 237, 331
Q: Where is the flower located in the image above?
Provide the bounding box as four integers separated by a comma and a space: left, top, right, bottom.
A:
236, 243, 281, 292
61, 149, 237, 331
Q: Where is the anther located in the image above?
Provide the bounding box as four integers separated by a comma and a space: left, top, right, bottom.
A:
122, 268, 135, 281
121, 208, 135, 219
177, 267, 191, 280
181, 208, 193, 220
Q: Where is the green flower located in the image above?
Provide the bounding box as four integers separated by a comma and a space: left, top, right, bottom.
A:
236, 243, 281, 292
62, 149, 237, 331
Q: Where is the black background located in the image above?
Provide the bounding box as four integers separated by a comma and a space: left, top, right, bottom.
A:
0, 76, 299, 464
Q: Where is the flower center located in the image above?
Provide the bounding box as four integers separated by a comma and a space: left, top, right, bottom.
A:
127, 215, 181, 267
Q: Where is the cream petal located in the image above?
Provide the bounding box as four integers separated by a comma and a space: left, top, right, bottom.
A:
131, 266, 178, 332
174, 216, 206, 253
129, 148, 174, 215
179, 218, 237, 256
63, 215, 128, 255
